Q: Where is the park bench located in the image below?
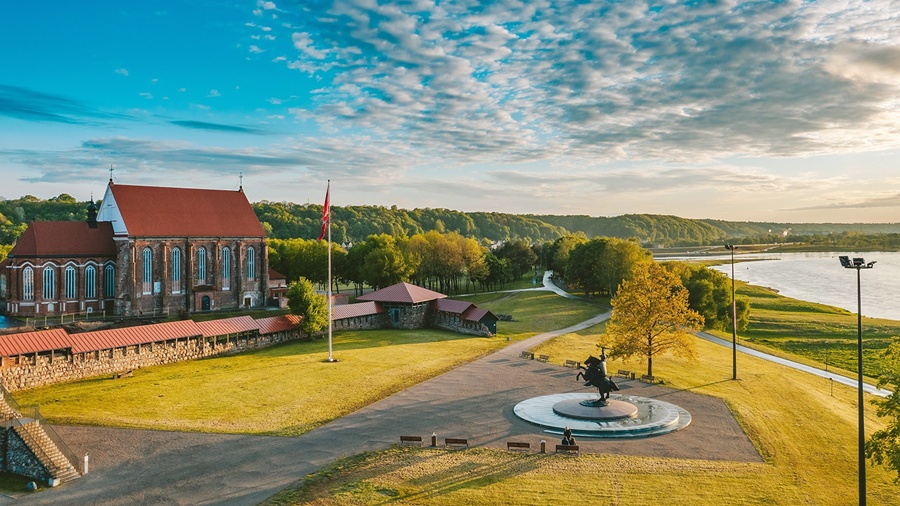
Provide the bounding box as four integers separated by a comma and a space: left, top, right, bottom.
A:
617, 369, 632, 379
521, 351, 535, 360
564, 359, 581, 368
114, 370, 133, 379
506, 441, 531, 452
641, 374, 655, 383
445, 438, 469, 449
536, 354, 550, 362
555, 444, 580, 455
399, 435, 423, 446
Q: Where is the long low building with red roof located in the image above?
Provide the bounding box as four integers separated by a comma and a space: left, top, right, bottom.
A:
0, 314, 301, 392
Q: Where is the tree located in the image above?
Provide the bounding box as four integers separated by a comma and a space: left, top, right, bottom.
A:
286, 277, 329, 337
866, 337, 900, 483
604, 262, 704, 377
665, 262, 751, 332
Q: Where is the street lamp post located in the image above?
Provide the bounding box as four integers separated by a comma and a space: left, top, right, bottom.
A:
839, 255, 876, 506
725, 244, 738, 380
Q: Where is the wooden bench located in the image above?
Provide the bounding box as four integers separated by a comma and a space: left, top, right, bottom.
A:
506, 441, 531, 452
114, 370, 133, 379
521, 351, 535, 360
555, 444, 580, 455
399, 435, 423, 446
444, 438, 469, 449
564, 359, 581, 368
641, 374, 655, 383
617, 369, 632, 379
536, 354, 550, 362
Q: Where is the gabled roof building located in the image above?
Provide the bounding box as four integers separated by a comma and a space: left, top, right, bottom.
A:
2, 181, 269, 318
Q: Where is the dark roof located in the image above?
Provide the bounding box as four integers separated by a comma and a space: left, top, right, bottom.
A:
109, 184, 266, 238
331, 301, 384, 320
462, 307, 498, 323
8, 221, 116, 258
357, 282, 447, 304
268, 268, 286, 280
433, 299, 475, 315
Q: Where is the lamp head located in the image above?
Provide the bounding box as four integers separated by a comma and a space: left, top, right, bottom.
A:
839, 256, 851, 268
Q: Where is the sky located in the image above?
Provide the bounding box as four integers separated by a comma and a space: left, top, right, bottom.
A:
1, 0, 899, 223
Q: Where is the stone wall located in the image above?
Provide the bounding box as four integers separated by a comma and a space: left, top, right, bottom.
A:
0, 329, 302, 393
5, 430, 49, 482
332, 314, 389, 331
389, 304, 429, 330
430, 312, 492, 337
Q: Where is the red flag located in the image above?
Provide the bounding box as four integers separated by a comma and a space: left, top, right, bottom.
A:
318, 182, 330, 240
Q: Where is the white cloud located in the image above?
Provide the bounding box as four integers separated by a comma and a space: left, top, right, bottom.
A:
115, 68, 129, 77
249, 45, 265, 54
208, 89, 221, 98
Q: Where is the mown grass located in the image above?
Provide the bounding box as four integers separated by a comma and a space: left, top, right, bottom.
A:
266, 334, 899, 505
720, 281, 900, 379
15, 291, 604, 435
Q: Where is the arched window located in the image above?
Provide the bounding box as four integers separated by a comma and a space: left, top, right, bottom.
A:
104, 265, 115, 297
43, 266, 55, 300
197, 247, 207, 284
85, 265, 97, 299
221, 246, 231, 290
23, 267, 34, 301
247, 246, 255, 280
171, 247, 182, 294
65, 266, 77, 299
142, 247, 153, 294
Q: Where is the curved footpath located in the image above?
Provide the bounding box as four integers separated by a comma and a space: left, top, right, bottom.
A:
10, 273, 873, 505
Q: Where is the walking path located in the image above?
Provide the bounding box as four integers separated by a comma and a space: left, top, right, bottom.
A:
11, 272, 870, 505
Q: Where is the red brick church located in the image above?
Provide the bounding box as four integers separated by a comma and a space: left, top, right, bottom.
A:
1, 180, 269, 318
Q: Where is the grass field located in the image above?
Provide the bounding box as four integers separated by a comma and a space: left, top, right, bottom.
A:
266, 331, 899, 505
15, 291, 605, 435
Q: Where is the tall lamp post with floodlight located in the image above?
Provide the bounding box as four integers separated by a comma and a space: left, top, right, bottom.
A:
839, 255, 876, 506
725, 244, 738, 380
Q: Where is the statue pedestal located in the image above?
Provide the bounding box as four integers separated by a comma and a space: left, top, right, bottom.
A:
552, 398, 638, 421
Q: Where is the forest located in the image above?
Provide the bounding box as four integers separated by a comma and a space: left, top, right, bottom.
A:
3, 194, 900, 256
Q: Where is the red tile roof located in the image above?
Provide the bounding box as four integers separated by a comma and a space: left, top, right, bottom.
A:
68, 320, 203, 353
8, 221, 116, 258
0, 328, 71, 356
195, 316, 259, 338
256, 314, 301, 334
357, 282, 446, 304
109, 184, 266, 238
433, 299, 475, 315
268, 268, 286, 280
331, 301, 384, 320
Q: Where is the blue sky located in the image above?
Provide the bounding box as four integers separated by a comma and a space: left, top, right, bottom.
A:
1, 0, 898, 223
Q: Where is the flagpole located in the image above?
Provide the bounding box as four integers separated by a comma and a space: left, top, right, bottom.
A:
326, 180, 335, 362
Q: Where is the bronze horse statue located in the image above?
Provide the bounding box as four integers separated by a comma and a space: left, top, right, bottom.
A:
576, 347, 619, 405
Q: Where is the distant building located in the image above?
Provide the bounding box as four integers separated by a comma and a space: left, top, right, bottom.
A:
1, 181, 269, 318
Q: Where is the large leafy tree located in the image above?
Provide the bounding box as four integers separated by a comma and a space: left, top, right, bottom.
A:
565, 237, 651, 297
866, 337, 900, 483
286, 277, 329, 337
604, 262, 704, 377
665, 262, 751, 332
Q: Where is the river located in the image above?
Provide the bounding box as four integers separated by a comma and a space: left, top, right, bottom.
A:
674, 251, 900, 321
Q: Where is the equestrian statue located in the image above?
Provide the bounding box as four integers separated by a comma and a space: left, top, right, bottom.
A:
576, 346, 619, 406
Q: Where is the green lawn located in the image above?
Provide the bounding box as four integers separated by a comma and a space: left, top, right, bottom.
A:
266, 334, 899, 505
15, 291, 605, 435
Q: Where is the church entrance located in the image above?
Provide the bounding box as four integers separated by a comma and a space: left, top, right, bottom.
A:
201, 296, 211, 311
